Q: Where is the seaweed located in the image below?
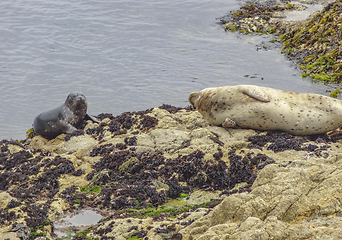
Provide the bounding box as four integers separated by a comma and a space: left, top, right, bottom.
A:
86, 109, 158, 140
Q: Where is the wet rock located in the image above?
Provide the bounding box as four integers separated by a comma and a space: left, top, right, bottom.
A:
180, 153, 342, 239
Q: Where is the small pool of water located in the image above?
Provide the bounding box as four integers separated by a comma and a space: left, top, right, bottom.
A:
284, 2, 323, 21
53, 210, 104, 238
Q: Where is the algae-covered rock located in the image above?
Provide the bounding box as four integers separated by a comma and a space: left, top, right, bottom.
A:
1, 105, 342, 239
219, 0, 342, 82
280, 0, 342, 82
180, 151, 342, 239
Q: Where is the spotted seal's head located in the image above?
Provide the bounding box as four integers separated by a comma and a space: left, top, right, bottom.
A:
189, 91, 200, 108
189, 88, 217, 111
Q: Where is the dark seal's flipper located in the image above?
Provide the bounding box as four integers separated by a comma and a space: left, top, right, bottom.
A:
84, 114, 100, 123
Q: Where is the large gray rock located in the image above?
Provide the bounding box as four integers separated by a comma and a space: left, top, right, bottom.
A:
180, 151, 342, 239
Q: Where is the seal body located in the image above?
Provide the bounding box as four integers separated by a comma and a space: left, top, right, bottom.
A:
33, 93, 88, 139
189, 85, 342, 135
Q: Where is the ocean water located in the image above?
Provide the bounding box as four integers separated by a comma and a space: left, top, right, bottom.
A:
0, 0, 333, 140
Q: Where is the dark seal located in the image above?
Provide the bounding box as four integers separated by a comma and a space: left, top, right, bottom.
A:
33, 93, 97, 139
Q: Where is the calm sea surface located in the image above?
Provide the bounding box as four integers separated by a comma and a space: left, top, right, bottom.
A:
0, 0, 334, 140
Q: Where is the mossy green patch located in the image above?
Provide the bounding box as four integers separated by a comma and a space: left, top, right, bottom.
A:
120, 199, 222, 219
99, 215, 110, 223
127, 237, 142, 240
176, 193, 188, 201
30, 230, 47, 239
74, 227, 100, 239
80, 185, 103, 194
75, 228, 91, 238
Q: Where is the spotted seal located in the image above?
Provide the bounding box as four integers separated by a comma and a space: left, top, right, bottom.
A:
33, 93, 98, 139
189, 85, 342, 135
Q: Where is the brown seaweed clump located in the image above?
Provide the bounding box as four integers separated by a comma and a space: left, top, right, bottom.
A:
0, 140, 83, 233
71, 147, 275, 211
247, 131, 331, 155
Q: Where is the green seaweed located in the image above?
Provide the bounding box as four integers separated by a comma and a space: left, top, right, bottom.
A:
75, 228, 91, 238
80, 185, 103, 194
30, 231, 47, 239
26, 128, 34, 139
330, 92, 338, 98
99, 215, 110, 223
121, 199, 222, 219
72, 227, 99, 240
176, 193, 188, 201
329, 88, 340, 97
230, 25, 237, 31
127, 237, 142, 240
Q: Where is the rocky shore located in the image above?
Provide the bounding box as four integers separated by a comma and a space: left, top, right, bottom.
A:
219, 0, 342, 83
1, 104, 342, 239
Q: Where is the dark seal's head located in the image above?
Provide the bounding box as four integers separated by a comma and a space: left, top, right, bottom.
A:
65, 93, 87, 113
65, 92, 88, 126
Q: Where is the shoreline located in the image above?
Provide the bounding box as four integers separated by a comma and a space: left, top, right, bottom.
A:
220, 0, 342, 85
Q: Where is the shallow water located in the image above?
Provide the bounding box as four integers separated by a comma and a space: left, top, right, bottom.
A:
0, 0, 336, 140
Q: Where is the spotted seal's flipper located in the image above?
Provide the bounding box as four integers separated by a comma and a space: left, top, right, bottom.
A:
85, 114, 100, 123
222, 118, 236, 128
242, 88, 271, 102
